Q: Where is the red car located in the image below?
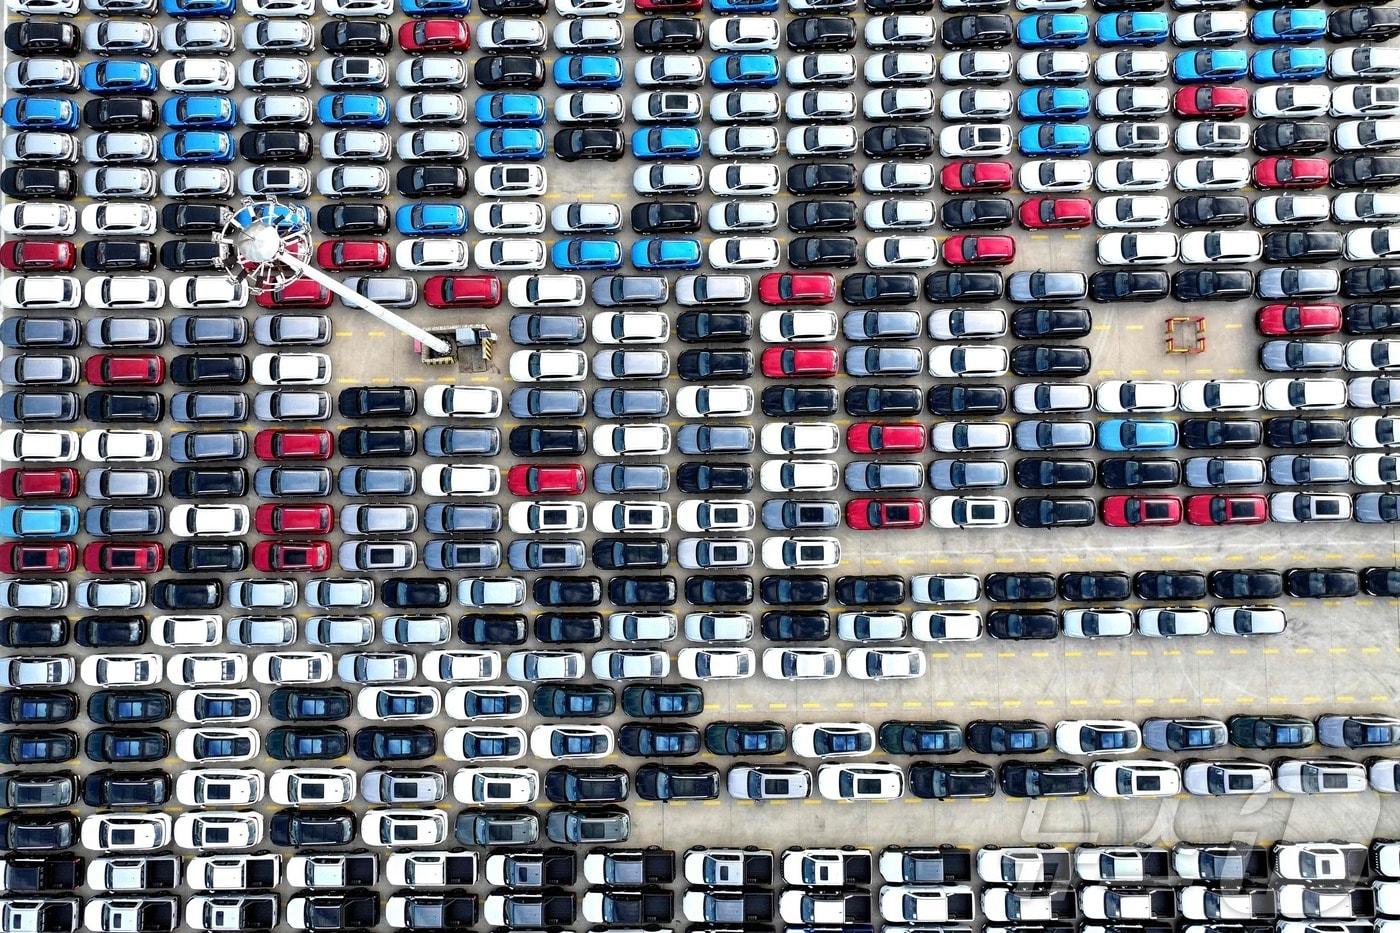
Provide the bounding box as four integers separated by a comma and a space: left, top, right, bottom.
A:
942, 235, 1015, 266
399, 18, 470, 51
254, 429, 333, 461
1101, 495, 1182, 527
846, 422, 926, 454
1254, 157, 1329, 190
1256, 303, 1342, 336
940, 160, 1013, 193
252, 540, 332, 573
507, 464, 586, 496
425, 275, 502, 308
316, 239, 390, 271
1019, 197, 1092, 230
0, 468, 79, 500
0, 240, 75, 272
257, 278, 333, 310
760, 346, 839, 378
1173, 85, 1249, 118
0, 542, 76, 574
845, 497, 926, 531
758, 272, 836, 306
84, 354, 164, 386
254, 503, 334, 536
82, 541, 163, 573
1186, 494, 1269, 526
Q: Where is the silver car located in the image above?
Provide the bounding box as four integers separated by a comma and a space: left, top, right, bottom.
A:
843, 460, 924, 492
1183, 457, 1266, 487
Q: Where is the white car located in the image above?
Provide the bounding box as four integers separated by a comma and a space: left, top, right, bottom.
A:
1094, 196, 1172, 229
761, 647, 841, 680
865, 52, 936, 86
709, 16, 779, 50
866, 87, 940, 120
592, 424, 670, 456
475, 164, 547, 199
1254, 194, 1331, 227
1333, 84, 1400, 118
529, 723, 613, 759
1345, 226, 1400, 260
1174, 157, 1251, 191
816, 763, 905, 801
760, 460, 840, 493
1179, 230, 1263, 264
1178, 379, 1262, 412
791, 722, 875, 758
423, 386, 502, 418
929, 496, 1010, 529
1331, 47, 1400, 81
251, 352, 329, 386
707, 163, 780, 197
1095, 380, 1177, 413
1020, 159, 1092, 193
1097, 232, 1178, 265
1062, 608, 1135, 639
928, 345, 1009, 377
709, 91, 781, 123
1335, 192, 1400, 224
862, 162, 936, 193
677, 647, 755, 681
173, 812, 262, 850
676, 499, 753, 532
1255, 84, 1330, 119
452, 768, 538, 806
592, 500, 670, 534
864, 199, 936, 231
424, 650, 501, 684
1136, 607, 1210, 638
676, 386, 753, 419
170, 505, 249, 538
1094, 49, 1166, 83
865, 236, 939, 269
1337, 118, 1400, 153
937, 88, 1011, 120
759, 421, 840, 455
865, 14, 935, 48
939, 51, 1012, 84
911, 611, 982, 641
1095, 86, 1170, 118
1262, 377, 1347, 411
787, 52, 857, 86
1090, 761, 1181, 798
708, 200, 780, 232
1347, 338, 1400, 372
82, 814, 172, 852
422, 465, 500, 497
361, 809, 449, 847
1, 203, 76, 236
508, 349, 588, 383
1211, 605, 1287, 636
1095, 158, 1170, 192
760, 537, 841, 570
1096, 121, 1169, 155
708, 236, 780, 270
847, 647, 925, 680
938, 124, 1012, 157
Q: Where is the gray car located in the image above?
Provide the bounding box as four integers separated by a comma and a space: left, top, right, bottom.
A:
170, 315, 248, 348
675, 274, 751, 306
86, 316, 164, 348
1141, 717, 1228, 752
254, 466, 332, 498
1009, 271, 1087, 303
1184, 456, 1266, 488
677, 424, 755, 455
507, 539, 587, 572
425, 540, 503, 571
592, 275, 668, 307
1256, 267, 1340, 300
1014, 420, 1095, 451
340, 504, 418, 535
169, 429, 247, 463
761, 499, 840, 530
593, 463, 670, 494
85, 505, 163, 536
842, 309, 922, 341
0, 316, 79, 348
424, 426, 499, 457
509, 313, 586, 345
362, 769, 446, 805
1267, 455, 1350, 486
1354, 493, 1399, 523
510, 388, 587, 419
592, 388, 670, 419
338, 466, 416, 497
254, 389, 330, 422
928, 459, 1009, 490
0, 390, 79, 423
592, 349, 669, 380
844, 460, 924, 492
845, 345, 923, 376
347, 276, 417, 309
0, 355, 78, 386
338, 540, 417, 572
170, 392, 248, 424
425, 503, 502, 534
1259, 340, 1344, 372
85, 468, 162, 501
253, 314, 331, 346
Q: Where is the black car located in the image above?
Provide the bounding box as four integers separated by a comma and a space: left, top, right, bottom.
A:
1332, 156, 1400, 189
787, 15, 857, 49
1362, 567, 1400, 597
1011, 307, 1092, 339
787, 162, 858, 196
676, 310, 751, 343
834, 575, 905, 606
760, 575, 830, 605
908, 762, 996, 799
635, 764, 720, 802
1000, 760, 1089, 798
534, 612, 603, 644
1209, 569, 1283, 600
239, 130, 312, 163
170, 354, 249, 386
0, 617, 67, 649
75, 615, 146, 648
151, 579, 222, 611
317, 203, 390, 236
1090, 270, 1170, 303
1284, 568, 1359, 599
474, 55, 545, 89
846, 385, 923, 416
162, 203, 229, 235
787, 200, 858, 232
1098, 457, 1181, 489
84, 98, 158, 131
508, 426, 585, 457
789, 236, 859, 268
85, 391, 163, 424
268, 687, 353, 722
941, 13, 1013, 46
1174, 196, 1249, 228
1264, 231, 1343, 264
545, 765, 629, 803
5, 21, 80, 56
266, 726, 349, 761
844, 272, 919, 304
1135, 571, 1208, 601
337, 386, 416, 419
634, 16, 704, 50
684, 576, 753, 606
1346, 265, 1400, 300
397, 165, 468, 199
924, 271, 1003, 303
81, 239, 155, 272
159, 239, 223, 272
985, 573, 1056, 603
1173, 270, 1254, 302
554, 129, 625, 161
1181, 417, 1263, 449
1346, 302, 1400, 335
169, 467, 247, 499
1060, 572, 1132, 603
940, 198, 1015, 230
354, 726, 436, 762
281, 892, 378, 930
677, 463, 753, 494
1253, 121, 1329, 156
762, 385, 838, 416
1329, 6, 1400, 40
381, 578, 451, 610
1265, 417, 1347, 448
1011, 345, 1091, 377
609, 576, 679, 607
592, 538, 669, 571
1227, 715, 1314, 750
534, 684, 616, 719
460, 614, 528, 645
534, 577, 602, 608
1015, 458, 1095, 489
879, 720, 963, 755
0, 853, 83, 891
168, 541, 246, 572
85, 727, 168, 763
338, 426, 417, 459
0, 167, 76, 200
987, 609, 1058, 640
677, 349, 753, 381
320, 20, 392, 52
1, 689, 77, 725
966, 719, 1051, 755
618, 723, 702, 758
632, 201, 701, 233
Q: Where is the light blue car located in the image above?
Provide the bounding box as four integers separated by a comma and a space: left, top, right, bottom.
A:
630, 237, 702, 270
1094, 11, 1169, 46
0, 505, 80, 538
1097, 419, 1178, 452
1250, 9, 1327, 43
631, 126, 704, 160
1016, 13, 1089, 48
473, 93, 546, 127
552, 238, 623, 271
1018, 122, 1091, 156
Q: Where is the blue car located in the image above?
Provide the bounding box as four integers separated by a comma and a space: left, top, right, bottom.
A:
1250, 47, 1327, 82
1172, 48, 1249, 83
708, 53, 780, 88
1097, 419, 1178, 452
552, 238, 623, 271
161, 96, 237, 129
631, 237, 703, 270
81, 60, 158, 95
402, 0, 470, 13
474, 93, 546, 127
1250, 9, 1327, 42
631, 126, 704, 161
1018, 122, 1091, 156
163, 0, 236, 14
473, 128, 546, 161
158, 130, 235, 163
396, 203, 469, 236
1016, 87, 1091, 120
2, 98, 79, 131
316, 94, 390, 127
0, 505, 80, 539
1094, 11, 1169, 46
711, 0, 778, 12
1017, 13, 1089, 48
552, 55, 624, 89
